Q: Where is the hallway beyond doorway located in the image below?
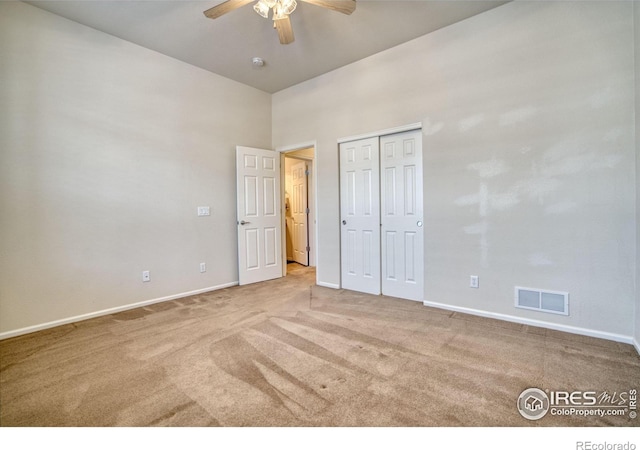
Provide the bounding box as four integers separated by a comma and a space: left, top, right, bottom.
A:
286, 261, 308, 275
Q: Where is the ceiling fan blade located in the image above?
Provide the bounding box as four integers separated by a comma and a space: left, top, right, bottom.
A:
300, 0, 356, 15
274, 16, 295, 44
203, 0, 255, 19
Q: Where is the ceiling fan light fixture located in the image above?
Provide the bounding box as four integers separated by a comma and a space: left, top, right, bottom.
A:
204, 0, 356, 45
272, 1, 296, 20
280, 0, 297, 15
253, 0, 270, 18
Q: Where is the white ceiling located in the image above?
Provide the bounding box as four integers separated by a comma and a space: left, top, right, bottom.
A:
26, 0, 508, 93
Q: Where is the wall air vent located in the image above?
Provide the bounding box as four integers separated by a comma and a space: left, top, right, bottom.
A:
515, 287, 569, 316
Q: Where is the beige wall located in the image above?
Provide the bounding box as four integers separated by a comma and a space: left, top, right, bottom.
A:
0, 2, 271, 334
273, 1, 637, 339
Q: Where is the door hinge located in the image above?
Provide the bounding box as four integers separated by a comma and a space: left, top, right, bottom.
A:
306, 207, 310, 214
306, 246, 311, 252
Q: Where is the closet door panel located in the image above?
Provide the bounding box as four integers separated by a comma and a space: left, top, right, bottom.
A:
380, 130, 424, 301
340, 137, 381, 295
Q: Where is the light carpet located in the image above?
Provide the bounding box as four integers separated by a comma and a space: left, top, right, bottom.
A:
1, 265, 638, 426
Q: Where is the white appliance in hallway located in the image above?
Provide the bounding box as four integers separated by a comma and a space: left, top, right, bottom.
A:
339, 129, 424, 301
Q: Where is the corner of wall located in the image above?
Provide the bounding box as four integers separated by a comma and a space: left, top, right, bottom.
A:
634, 0, 640, 356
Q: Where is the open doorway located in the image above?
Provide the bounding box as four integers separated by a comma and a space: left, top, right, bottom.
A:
281, 147, 315, 275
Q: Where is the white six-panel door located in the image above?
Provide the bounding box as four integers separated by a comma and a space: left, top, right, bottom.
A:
380, 130, 424, 301
236, 146, 282, 285
339, 137, 381, 295
339, 130, 423, 301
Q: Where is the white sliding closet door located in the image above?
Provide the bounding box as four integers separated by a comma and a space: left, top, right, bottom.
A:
380, 130, 424, 301
339, 129, 424, 301
339, 137, 381, 295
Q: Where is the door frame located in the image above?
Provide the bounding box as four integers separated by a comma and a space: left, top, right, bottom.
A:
286, 157, 311, 266
337, 123, 423, 145
277, 142, 317, 279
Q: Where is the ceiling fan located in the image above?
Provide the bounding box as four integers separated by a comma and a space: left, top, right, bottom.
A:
203, 0, 356, 45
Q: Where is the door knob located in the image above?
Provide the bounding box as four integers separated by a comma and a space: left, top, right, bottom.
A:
239, 220, 251, 225
342, 220, 347, 225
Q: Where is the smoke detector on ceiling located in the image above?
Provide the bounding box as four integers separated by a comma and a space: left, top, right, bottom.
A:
252, 57, 265, 68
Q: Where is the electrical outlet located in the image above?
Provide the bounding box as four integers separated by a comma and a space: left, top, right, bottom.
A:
197, 206, 210, 216
142, 271, 150, 282
470, 275, 479, 288
199, 262, 206, 273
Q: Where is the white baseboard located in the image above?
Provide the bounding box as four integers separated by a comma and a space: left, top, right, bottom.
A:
422, 300, 635, 346
633, 338, 640, 357
0, 281, 239, 341
316, 281, 340, 289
